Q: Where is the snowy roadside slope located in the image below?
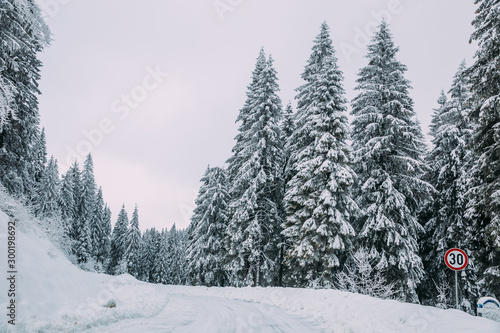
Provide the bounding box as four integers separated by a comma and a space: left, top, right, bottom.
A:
161, 285, 500, 333
0, 211, 169, 332
1, 209, 499, 333
0, 210, 97, 331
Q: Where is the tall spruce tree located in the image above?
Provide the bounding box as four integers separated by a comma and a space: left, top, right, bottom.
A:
187, 166, 229, 286
139, 228, 158, 282
152, 228, 169, 284
90, 187, 107, 269
226, 48, 267, 188
34, 156, 60, 219
102, 204, 112, 267
465, 0, 500, 295
59, 167, 76, 240
166, 224, 185, 285
278, 102, 296, 284
283, 22, 356, 288
281, 102, 295, 142
33, 127, 47, 184
350, 21, 432, 302
63, 161, 82, 254
421, 62, 477, 312
75, 154, 97, 264
0, 0, 50, 198
225, 51, 285, 287
108, 205, 129, 274
79, 155, 97, 221
281, 102, 296, 187
125, 205, 142, 277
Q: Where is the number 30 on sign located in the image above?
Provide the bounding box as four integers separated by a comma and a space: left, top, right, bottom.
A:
445, 248, 468, 271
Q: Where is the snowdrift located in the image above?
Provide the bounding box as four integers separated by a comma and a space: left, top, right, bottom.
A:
1, 209, 500, 332
0, 210, 163, 332
169, 286, 500, 333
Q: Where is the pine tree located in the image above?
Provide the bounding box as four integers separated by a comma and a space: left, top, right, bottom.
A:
75, 154, 97, 264
165, 224, 185, 285
421, 62, 477, 312
465, 0, 500, 296
226, 48, 267, 186
350, 21, 432, 302
64, 161, 82, 252
75, 217, 92, 265
233, 48, 267, 138
79, 154, 97, 222
138, 228, 158, 282
187, 166, 229, 286
59, 168, 76, 240
33, 156, 60, 219
90, 187, 107, 269
281, 102, 295, 142
125, 205, 142, 277
278, 102, 296, 285
0, 0, 50, 199
177, 228, 189, 284
283, 22, 356, 288
102, 204, 112, 268
152, 228, 169, 284
108, 205, 129, 275
226, 51, 285, 287
33, 127, 47, 185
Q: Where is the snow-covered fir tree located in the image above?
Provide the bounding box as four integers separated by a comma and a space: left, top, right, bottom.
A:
465, 0, 500, 296
64, 161, 82, 254
79, 155, 97, 221
278, 102, 297, 284
281, 102, 296, 189
59, 166, 76, 240
226, 51, 285, 287
152, 228, 169, 284
125, 205, 142, 277
75, 215, 92, 265
90, 187, 108, 270
108, 205, 129, 274
138, 228, 159, 282
33, 127, 47, 185
0, 0, 49, 199
232, 48, 267, 139
421, 62, 477, 312
102, 205, 112, 267
165, 224, 186, 284
283, 22, 357, 288
187, 166, 229, 286
34, 156, 60, 219
350, 21, 433, 302
225, 48, 267, 190
281, 102, 295, 142
75, 154, 97, 264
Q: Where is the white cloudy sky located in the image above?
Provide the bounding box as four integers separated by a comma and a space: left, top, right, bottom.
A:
36, 0, 478, 231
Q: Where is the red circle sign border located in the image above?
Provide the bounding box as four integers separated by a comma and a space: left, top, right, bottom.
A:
444, 248, 468, 271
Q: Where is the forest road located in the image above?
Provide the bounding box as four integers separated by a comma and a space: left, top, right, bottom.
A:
90, 293, 327, 333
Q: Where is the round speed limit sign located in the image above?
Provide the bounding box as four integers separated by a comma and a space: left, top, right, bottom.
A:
445, 248, 468, 271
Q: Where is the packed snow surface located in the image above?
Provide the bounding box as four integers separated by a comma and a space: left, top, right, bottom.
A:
1, 210, 500, 332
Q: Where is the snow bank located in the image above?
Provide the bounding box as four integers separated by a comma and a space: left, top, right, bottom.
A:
165, 285, 500, 332
0, 210, 168, 332
1, 208, 499, 332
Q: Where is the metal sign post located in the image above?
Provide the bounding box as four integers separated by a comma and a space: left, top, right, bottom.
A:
444, 248, 468, 310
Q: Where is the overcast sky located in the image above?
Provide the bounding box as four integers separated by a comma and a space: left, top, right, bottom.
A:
36, 0, 478, 231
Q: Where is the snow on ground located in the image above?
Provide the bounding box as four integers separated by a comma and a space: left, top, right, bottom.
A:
1, 209, 500, 332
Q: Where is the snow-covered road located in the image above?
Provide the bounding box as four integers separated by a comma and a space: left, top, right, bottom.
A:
3, 208, 499, 333
91, 293, 324, 333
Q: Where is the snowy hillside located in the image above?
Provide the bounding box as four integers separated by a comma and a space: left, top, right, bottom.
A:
1, 210, 500, 332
